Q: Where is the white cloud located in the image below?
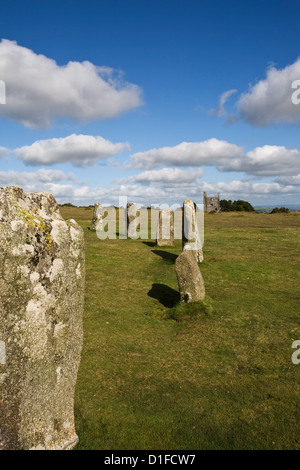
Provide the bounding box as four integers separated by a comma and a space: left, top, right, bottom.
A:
118, 167, 204, 186
0, 39, 143, 129
11, 181, 169, 206
206, 180, 298, 196
129, 138, 244, 169
0, 146, 10, 159
15, 134, 130, 167
237, 58, 300, 125
10, 178, 300, 207
2, 172, 299, 207
0, 169, 75, 187
2, 136, 300, 206
275, 174, 300, 186
11, 182, 92, 203
210, 89, 237, 117
219, 145, 300, 176
129, 139, 300, 178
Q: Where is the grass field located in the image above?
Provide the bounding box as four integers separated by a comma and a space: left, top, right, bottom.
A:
60, 206, 300, 450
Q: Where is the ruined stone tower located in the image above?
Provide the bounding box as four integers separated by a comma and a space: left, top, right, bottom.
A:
203, 192, 220, 212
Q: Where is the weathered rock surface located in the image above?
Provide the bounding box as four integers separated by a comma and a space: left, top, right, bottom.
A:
0, 186, 85, 450
126, 203, 139, 239
156, 209, 174, 246
90, 202, 104, 230
182, 199, 203, 262
175, 250, 205, 302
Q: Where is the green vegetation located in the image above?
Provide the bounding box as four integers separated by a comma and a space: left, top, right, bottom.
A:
271, 207, 290, 214
220, 199, 255, 212
60, 207, 300, 450
60, 202, 76, 207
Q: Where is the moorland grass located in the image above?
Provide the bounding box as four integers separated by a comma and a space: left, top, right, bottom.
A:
60, 207, 300, 450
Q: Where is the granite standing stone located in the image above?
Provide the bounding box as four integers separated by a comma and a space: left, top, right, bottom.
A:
90, 202, 104, 230
175, 250, 205, 302
182, 199, 204, 262
126, 203, 139, 239
0, 186, 85, 450
156, 209, 174, 246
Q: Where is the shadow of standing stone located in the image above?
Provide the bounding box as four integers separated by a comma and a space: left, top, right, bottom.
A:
151, 250, 178, 263
148, 283, 180, 308
142, 241, 156, 247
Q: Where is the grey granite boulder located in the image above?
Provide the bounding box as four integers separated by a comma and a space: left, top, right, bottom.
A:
126, 202, 139, 239
156, 209, 174, 246
175, 250, 205, 302
0, 186, 85, 450
90, 202, 104, 230
182, 199, 203, 263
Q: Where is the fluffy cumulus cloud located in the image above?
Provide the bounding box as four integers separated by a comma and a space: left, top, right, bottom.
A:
129, 138, 244, 169
15, 134, 130, 167
1, 170, 298, 207
129, 139, 300, 178
118, 167, 204, 186
0, 169, 76, 187
219, 145, 300, 176
0, 39, 143, 128
1, 135, 300, 205
237, 58, 300, 126
204, 180, 298, 197
18, 179, 300, 207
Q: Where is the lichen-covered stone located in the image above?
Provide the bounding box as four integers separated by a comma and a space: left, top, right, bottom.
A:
0, 186, 85, 450
175, 250, 205, 302
90, 202, 104, 231
126, 203, 139, 239
156, 209, 174, 246
182, 199, 203, 263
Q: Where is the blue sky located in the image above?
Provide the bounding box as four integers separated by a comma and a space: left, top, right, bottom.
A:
0, 0, 300, 206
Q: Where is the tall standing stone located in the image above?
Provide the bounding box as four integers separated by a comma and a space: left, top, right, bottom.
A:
175, 250, 205, 302
90, 202, 104, 230
156, 209, 174, 246
126, 202, 139, 239
0, 186, 85, 450
182, 199, 203, 262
